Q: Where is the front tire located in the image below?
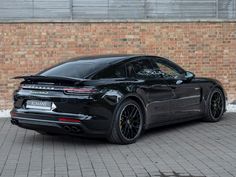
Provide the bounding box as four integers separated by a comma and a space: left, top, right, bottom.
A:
108, 99, 144, 144
203, 88, 225, 122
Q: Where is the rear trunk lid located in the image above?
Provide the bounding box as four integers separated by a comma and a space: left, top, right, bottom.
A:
13, 75, 98, 115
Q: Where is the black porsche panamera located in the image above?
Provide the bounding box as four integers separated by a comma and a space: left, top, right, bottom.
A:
11, 55, 226, 144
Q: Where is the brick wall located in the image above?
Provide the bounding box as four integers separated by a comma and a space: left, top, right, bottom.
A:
0, 22, 236, 110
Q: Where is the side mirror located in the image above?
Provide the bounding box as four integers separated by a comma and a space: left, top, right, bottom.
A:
185, 71, 195, 81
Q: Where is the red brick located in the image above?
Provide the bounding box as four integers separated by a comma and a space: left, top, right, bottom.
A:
0, 22, 235, 110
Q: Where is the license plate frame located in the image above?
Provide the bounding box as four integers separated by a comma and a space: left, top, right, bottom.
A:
26, 100, 52, 110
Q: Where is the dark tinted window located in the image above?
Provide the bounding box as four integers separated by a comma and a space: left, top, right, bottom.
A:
152, 59, 182, 79
126, 59, 161, 79
93, 64, 126, 79
40, 60, 107, 79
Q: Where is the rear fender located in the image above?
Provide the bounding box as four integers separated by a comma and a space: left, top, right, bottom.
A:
107, 93, 147, 136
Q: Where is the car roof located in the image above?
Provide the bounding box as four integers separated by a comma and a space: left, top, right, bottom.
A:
67, 54, 142, 64
38, 54, 186, 79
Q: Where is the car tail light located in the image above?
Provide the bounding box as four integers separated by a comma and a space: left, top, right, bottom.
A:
58, 118, 81, 123
63, 87, 97, 94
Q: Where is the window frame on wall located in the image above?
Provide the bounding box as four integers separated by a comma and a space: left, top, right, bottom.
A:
0, 0, 235, 21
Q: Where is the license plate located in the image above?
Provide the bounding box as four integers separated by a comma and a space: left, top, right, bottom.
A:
26, 100, 52, 110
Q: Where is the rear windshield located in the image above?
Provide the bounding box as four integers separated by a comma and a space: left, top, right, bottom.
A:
39, 60, 107, 79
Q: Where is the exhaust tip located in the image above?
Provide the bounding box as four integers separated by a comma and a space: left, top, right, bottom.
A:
63, 125, 71, 132
63, 125, 80, 133
11, 119, 17, 125
71, 126, 80, 133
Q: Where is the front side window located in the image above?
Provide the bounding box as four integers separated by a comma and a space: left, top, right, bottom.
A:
126, 59, 162, 79
152, 59, 182, 79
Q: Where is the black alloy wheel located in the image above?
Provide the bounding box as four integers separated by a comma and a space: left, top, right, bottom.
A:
119, 103, 142, 140
210, 91, 223, 119
108, 99, 143, 144
204, 88, 225, 122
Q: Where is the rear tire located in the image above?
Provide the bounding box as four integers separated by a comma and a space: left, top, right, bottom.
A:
203, 88, 225, 122
36, 131, 58, 136
108, 99, 144, 144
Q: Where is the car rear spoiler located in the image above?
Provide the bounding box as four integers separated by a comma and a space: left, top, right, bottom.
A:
13, 75, 89, 85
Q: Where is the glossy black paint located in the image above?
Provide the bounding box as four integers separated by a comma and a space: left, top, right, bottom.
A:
11, 55, 226, 137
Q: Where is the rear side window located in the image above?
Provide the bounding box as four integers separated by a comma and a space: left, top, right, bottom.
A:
40, 60, 107, 79
93, 64, 126, 79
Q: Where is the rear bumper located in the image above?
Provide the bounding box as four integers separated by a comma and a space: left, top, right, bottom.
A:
10, 110, 110, 137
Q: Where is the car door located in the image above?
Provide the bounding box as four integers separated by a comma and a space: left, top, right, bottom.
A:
126, 57, 173, 126
151, 58, 201, 120
168, 78, 201, 119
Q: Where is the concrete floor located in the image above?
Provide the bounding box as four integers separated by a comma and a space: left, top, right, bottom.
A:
0, 113, 236, 177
